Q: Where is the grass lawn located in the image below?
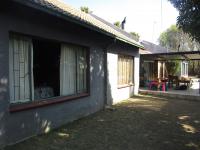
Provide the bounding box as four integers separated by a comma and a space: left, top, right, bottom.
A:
4, 95, 200, 150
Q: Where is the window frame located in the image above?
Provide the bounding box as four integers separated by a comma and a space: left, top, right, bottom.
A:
9, 32, 90, 112
117, 54, 134, 88
181, 61, 188, 77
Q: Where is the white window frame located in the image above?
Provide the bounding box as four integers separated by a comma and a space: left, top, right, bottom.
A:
117, 55, 134, 86
181, 61, 188, 77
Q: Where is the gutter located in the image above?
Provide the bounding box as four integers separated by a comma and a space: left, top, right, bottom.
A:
116, 36, 144, 49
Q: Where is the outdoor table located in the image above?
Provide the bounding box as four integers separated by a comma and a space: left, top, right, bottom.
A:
178, 80, 190, 88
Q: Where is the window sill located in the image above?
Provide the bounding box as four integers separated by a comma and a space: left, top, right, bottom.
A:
9, 93, 90, 113
117, 84, 134, 89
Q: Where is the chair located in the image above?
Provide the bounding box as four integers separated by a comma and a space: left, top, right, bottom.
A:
168, 75, 179, 89
149, 80, 159, 90
159, 82, 167, 91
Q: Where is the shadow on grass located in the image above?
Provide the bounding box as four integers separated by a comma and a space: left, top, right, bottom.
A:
4, 95, 200, 150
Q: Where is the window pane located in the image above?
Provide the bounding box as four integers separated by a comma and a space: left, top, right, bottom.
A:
118, 57, 122, 85
33, 40, 60, 100
60, 44, 76, 96
60, 44, 88, 96
123, 57, 126, 84
118, 55, 134, 86
77, 48, 87, 93
129, 58, 133, 83
9, 35, 32, 103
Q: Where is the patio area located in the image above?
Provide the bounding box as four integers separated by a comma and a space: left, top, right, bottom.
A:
140, 78, 200, 101
140, 50, 200, 99
5, 95, 200, 150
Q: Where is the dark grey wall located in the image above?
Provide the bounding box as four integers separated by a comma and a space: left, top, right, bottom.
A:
108, 41, 139, 57
0, 12, 9, 147
0, 2, 112, 147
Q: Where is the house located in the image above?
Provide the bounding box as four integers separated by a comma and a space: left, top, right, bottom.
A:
140, 41, 190, 86
0, 0, 143, 147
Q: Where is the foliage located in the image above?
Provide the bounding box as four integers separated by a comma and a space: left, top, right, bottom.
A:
188, 60, 200, 76
80, 6, 91, 13
159, 25, 179, 51
159, 25, 200, 76
130, 32, 140, 42
114, 21, 121, 27
159, 25, 200, 52
166, 61, 180, 76
169, 0, 200, 42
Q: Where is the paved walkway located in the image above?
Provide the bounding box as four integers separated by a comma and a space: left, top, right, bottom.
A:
5, 95, 200, 150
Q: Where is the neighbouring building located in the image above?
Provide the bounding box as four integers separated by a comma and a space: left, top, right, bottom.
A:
140, 41, 192, 86
0, 0, 143, 147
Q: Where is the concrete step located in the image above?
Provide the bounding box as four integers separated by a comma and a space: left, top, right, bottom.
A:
139, 89, 200, 101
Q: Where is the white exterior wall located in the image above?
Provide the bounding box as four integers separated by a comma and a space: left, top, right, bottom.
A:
107, 52, 139, 105
158, 61, 161, 78
134, 56, 140, 94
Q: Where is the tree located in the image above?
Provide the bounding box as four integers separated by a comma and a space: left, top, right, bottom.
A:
159, 25, 200, 76
80, 6, 91, 13
159, 25, 200, 52
169, 0, 200, 42
159, 25, 179, 51
166, 60, 180, 76
130, 32, 140, 42
114, 21, 121, 28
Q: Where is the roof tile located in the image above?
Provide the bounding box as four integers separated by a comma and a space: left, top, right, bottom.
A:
20, 0, 144, 48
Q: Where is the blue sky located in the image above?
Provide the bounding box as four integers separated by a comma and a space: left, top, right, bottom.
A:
63, 0, 178, 44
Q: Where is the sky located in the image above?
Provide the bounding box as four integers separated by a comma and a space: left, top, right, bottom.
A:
63, 0, 179, 44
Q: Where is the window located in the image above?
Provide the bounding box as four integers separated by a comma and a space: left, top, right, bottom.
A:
9, 35, 33, 103
60, 44, 87, 96
9, 34, 88, 104
118, 55, 134, 86
181, 61, 188, 77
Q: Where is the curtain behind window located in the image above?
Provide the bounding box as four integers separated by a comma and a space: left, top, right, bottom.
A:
77, 48, 87, 93
9, 35, 33, 103
118, 55, 133, 85
60, 44, 87, 96
60, 44, 76, 96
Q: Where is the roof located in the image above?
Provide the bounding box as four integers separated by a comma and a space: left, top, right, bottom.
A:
141, 51, 200, 61
12, 0, 144, 49
140, 41, 200, 60
141, 40, 170, 54
90, 13, 134, 41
